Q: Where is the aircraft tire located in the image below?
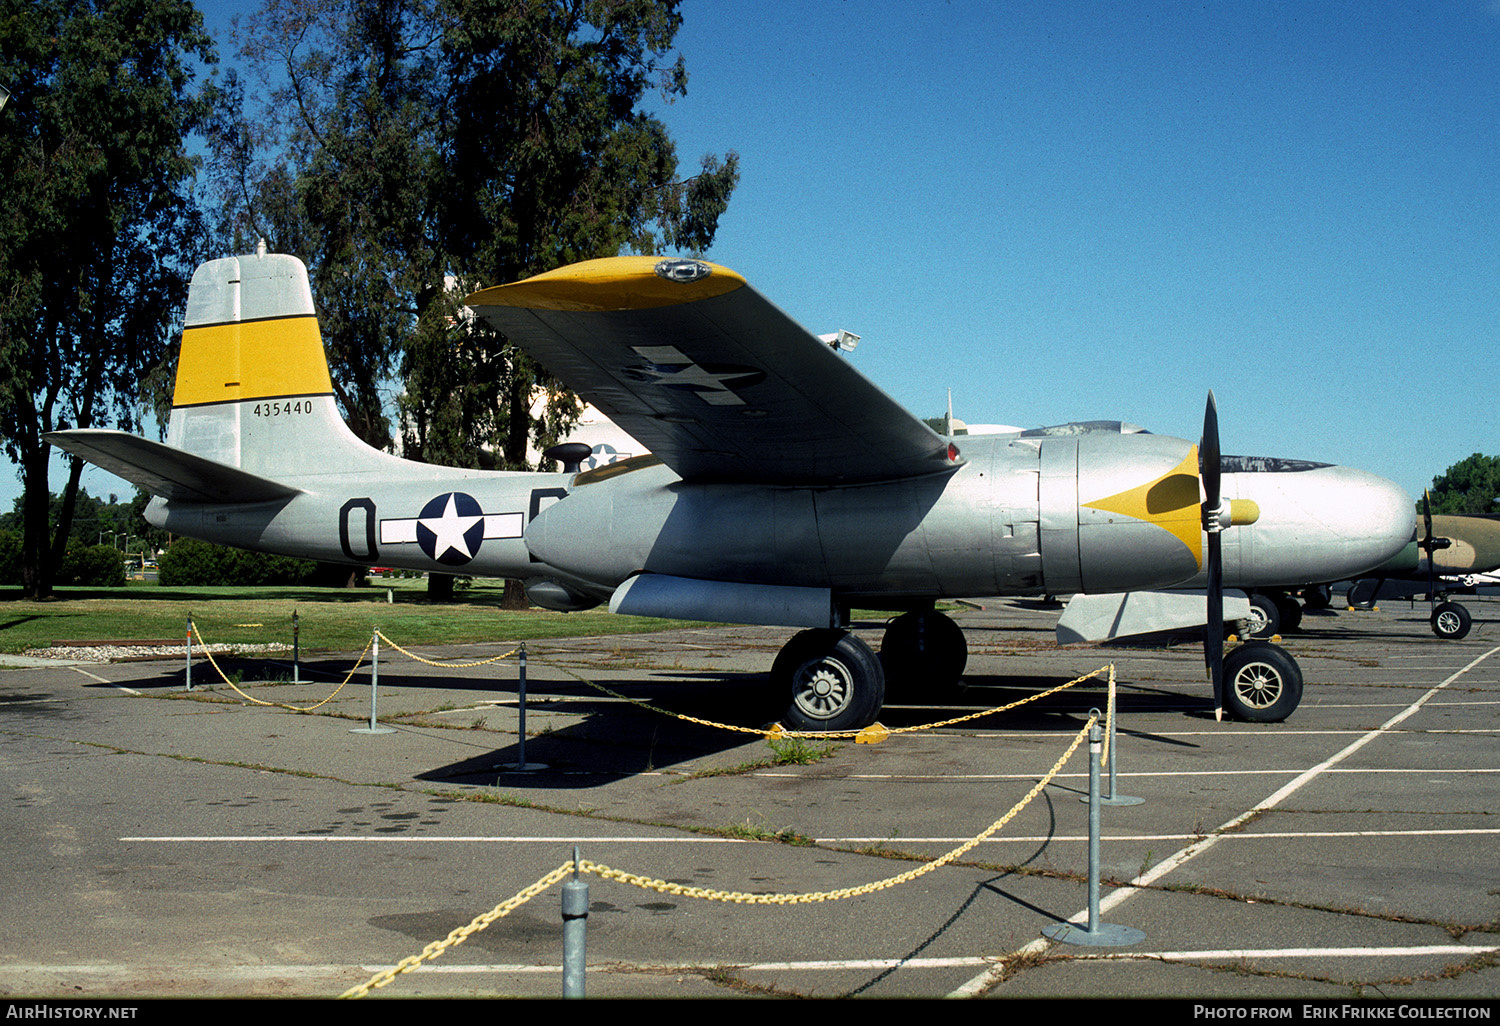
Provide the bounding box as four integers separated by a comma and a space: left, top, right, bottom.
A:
1347, 579, 1379, 608
772, 629, 885, 731
1431, 602, 1472, 640
1302, 584, 1332, 610
1222, 641, 1303, 722
1272, 593, 1303, 633
880, 611, 968, 701
1243, 594, 1280, 639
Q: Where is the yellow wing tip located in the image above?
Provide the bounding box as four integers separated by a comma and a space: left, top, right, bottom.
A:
466, 256, 746, 313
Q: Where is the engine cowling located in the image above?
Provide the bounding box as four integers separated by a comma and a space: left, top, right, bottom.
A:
1038, 432, 1204, 594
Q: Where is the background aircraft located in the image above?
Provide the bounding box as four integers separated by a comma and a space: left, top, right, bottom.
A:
1340, 507, 1500, 639
48, 250, 1414, 729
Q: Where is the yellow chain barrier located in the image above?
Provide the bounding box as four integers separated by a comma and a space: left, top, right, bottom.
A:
540, 652, 1116, 742
188, 618, 1119, 754
190, 621, 369, 711
374, 631, 518, 668
340, 712, 1097, 998
339, 861, 577, 999
185, 619, 1118, 998
581, 712, 1095, 902
187, 622, 518, 709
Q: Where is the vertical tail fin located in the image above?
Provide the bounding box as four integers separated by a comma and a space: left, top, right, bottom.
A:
167, 251, 380, 479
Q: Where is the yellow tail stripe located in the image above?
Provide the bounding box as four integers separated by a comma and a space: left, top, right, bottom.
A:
173, 316, 334, 408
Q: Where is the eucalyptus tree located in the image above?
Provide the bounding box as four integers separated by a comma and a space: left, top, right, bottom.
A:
215, 0, 738, 600
1427, 454, 1500, 517
214, 0, 739, 467
0, 0, 216, 596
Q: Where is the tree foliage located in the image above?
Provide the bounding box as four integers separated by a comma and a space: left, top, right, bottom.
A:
0, 487, 167, 556
212, 0, 739, 469
1427, 454, 1500, 517
0, 0, 216, 597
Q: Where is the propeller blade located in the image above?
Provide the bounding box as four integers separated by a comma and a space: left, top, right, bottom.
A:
1206, 533, 1223, 716
1201, 390, 1221, 511
1202, 391, 1224, 718
1424, 490, 1437, 604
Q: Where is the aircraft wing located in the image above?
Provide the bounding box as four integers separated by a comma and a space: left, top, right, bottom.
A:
466, 257, 957, 485
45, 429, 302, 504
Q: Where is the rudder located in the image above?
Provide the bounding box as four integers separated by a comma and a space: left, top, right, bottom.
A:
167, 251, 365, 477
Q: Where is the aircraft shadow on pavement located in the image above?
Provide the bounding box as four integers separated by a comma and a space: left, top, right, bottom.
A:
414, 671, 778, 787
94, 655, 1232, 784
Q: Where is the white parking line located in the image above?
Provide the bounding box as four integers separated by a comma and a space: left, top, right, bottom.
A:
10, 945, 1497, 988
121, 827, 1500, 845
949, 643, 1500, 998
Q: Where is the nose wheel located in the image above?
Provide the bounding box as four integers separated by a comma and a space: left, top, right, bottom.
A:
1222, 641, 1303, 722
1431, 601, 1472, 640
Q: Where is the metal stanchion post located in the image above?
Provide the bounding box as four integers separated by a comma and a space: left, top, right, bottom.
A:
292, 609, 300, 684
561, 845, 589, 998
517, 644, 527, 767
500, 643, 547, 771
184, 616, 192, 691
1043, 712, 1145, 947
1087, 673, 1142, 807
353, 628, 394, 735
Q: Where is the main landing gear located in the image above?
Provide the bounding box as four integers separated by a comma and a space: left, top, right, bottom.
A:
767, 605, 1305, 730
768, 608, 969, 731
1241, 591, 1304, 639
771, 628, 886, 731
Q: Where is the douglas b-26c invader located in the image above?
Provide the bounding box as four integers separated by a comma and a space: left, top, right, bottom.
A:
48, 250, 1414, 729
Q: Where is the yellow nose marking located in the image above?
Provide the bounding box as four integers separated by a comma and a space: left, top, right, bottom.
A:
1082, 447, 1204, 569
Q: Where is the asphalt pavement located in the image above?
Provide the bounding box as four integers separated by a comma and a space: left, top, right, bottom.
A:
2, 594, 1498, 1006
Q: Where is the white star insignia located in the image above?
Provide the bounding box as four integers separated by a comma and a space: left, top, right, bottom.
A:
419, 493, 484, 562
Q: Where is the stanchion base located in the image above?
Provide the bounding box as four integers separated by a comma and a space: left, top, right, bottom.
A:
1042, 920, 1145, 947
495, 762, 550, 772
351, 726, 396, 735
1084, 794, 1145, 806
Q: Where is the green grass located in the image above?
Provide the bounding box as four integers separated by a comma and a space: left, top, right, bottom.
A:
0, 578, 701, 654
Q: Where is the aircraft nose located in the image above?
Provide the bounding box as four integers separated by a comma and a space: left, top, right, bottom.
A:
1224, 463, 1414, 587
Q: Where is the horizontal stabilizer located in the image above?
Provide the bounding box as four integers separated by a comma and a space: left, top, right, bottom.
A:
45, 429, 302, 504
1057, 590, 1252, 645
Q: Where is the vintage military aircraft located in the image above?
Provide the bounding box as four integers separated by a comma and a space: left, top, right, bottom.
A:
47, 249, 1414, 729
1341, 502, 1500, 639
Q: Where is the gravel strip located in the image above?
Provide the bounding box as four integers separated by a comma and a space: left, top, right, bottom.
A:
23, 643, 293, 663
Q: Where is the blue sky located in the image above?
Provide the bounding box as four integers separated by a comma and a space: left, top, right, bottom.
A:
647, 1, 1499, 502
16, 0, 1499, 509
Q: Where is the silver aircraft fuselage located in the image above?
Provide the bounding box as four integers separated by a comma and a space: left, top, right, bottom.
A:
147, 428, 1412, 620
